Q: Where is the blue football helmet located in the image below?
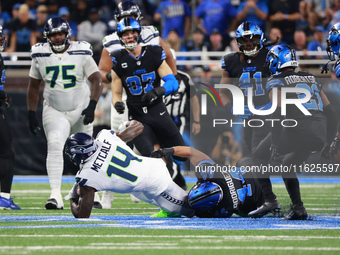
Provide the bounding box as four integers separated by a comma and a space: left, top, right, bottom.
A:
117, 17, 142, 51
235, 21, 264, 57
326, 22, 340, 60
43, 17, 71, 52
65, 133, 97, 166
114, 1, 142, 21
265, 44, 298, 75
0, 25, 6, 52
188, 182, 223, 211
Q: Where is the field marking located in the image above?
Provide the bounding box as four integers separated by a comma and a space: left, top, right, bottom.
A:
2, 245, 340, 251
1, 234, 340, 240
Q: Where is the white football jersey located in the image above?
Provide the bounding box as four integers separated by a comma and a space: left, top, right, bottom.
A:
102, 25, 160, 53
29, 41, 99, 112
75, 130, 171, 198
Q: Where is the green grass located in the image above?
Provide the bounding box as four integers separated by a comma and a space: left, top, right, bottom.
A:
0, 181, 340, 255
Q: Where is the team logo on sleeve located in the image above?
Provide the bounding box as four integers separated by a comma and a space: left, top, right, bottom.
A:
122, 63, 128, 68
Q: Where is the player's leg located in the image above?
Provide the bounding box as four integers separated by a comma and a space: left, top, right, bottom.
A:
0, 115, 20, 210
42, 103, 71, 209
152, 181, 195, 218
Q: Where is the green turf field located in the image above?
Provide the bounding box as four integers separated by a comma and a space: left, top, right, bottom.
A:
1, 181, 340, 255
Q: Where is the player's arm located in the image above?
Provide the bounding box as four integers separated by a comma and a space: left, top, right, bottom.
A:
116, 120, 144, 143
219, 70, 232, 105
70, 185, 96, 218
190, 95, 201, 135
111, 69, 125, 114
159, 37, 177, 75
98, 48, 113, 84
27, 77, 42, 135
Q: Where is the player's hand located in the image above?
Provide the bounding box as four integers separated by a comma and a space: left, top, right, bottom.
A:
330, 137, 340, 156
114, 101, 125, 114
0, 90, 11, 109
68, 182, 80, 201
81, 99, 97, 125
28, 110, 41, 136
150, 148, 175, 158
141, 87, 165, 106
320, 144, 330, 159
270, 144, 279, 161
116, 120, 144, 143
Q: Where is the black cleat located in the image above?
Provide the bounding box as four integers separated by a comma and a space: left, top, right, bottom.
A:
283, 204, 310, 220
45, 198, 63, 210
92, 201, 103, 209
173, 172, 187, 191
248, 201, 281, 218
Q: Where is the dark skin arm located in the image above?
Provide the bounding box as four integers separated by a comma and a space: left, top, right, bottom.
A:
27, 77, 42, 111
172, 146, 212, 167
70, 186, 95, 218
98, 48, 112, 84
87, 71, 103, 102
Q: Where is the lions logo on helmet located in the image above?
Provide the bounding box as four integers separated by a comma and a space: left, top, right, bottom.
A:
326, 22, 340, 61
188, 182, 223, 211
43, 17, 71, 52
265, 44, 298, 75
65, 133, 97, 166
117, 17, 142, 51
114, 1, 142, 21
235, 21, 264, 57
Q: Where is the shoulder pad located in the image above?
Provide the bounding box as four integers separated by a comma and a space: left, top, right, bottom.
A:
67, 41, 93, 56
30, 43, 51, 58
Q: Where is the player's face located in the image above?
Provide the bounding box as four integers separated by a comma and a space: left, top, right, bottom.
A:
238, 35, 259, 51
48, 32, 67, 46
121, 30, 138, 44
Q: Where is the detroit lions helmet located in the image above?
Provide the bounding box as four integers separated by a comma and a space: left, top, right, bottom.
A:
235, 21, 264, 57
265, 44, 299, 75
114, 1, 142, 21
117, 17, 142, 51
188, 182, 223, 211
326, 22, 340, 60
0, 25, 6, 52
43, 17, 71, 52
65, 133, 97, 166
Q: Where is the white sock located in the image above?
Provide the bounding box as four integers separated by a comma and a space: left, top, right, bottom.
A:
1, 192, 11, 199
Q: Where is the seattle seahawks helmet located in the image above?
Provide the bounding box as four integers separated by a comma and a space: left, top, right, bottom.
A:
117, 17, 142, 51
65, 133, 97, 166
326, 22, 340, 61
188, 182, 223, 211
0, 25, 6, 52
235, 21, 264, 57
114, 1, 142, 21
265, 44, 298, 75
43, 17, 71, 52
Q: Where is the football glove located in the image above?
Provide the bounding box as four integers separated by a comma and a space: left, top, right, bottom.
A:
114, 101, 125, 114
81, 99, 97, 125
270, 144, 279, 161
0, 90, 11, 109
320, 144, 330, 159
141, 87, 165, 106
330, 137, 340, 156
150, 148, 175, 158
28, 110, 41, 136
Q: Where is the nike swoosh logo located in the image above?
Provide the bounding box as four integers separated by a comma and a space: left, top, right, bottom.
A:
160, 111, 166, 116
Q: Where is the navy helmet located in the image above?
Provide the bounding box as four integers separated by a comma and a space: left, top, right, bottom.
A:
188, 182, 223, 211
117, 17, 142, 50
326, 22, 340, 61
235, 21, 264, 57
265, 44, 298, 75
65, 133, 97, 166
0, 25, 6, 52
114, 1, 142, 21
43, 17, 71, 52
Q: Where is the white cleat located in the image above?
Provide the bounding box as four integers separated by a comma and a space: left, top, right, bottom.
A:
101, 191, 114, 209
45, 193, 64, 210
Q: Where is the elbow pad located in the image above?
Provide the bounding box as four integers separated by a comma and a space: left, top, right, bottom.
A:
162, 74, 178, 96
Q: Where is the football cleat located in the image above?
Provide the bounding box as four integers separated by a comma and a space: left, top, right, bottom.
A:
151, 209, 181, 218
248, 200, 281, 218
0, 197, 21, 210
101, 191, 114, 209
283, 203, 310, 220
45, 198, 64, 210
93, 192, 103, 209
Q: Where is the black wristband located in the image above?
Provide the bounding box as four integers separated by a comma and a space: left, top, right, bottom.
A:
106, 72, 112, 82
28, 110, 36, 119
193, 120, 200, 124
